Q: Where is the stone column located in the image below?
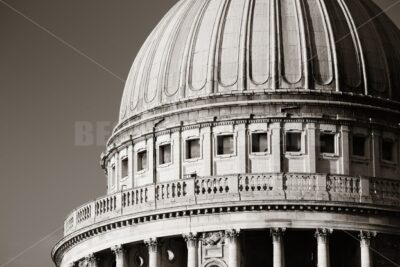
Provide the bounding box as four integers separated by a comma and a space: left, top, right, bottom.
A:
85, 253, 98, 267
183, 233, 198, 267
225, 229, 240, 267
271, 228, 285, 267
112, 245, 127, 267
145, 238, 159, 267
360, 231, 376, 267
315, 229, 332, 267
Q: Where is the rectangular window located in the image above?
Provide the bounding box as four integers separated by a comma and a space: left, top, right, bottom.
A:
353, 136, 366, 157
186, 138, 200, 159
251, 133, 268, 153
137, 150, 147, 171
111, 165, 116, 185
382, 139, 394, 162
121, 157, 128, 178
217, 135, 234, 155
159, 144, 172, 165
320, 133, 335, 154
286, 132, 302, 152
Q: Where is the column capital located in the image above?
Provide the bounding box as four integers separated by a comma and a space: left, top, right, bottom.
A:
225, 229, 240, 242
359, 231, 377, 246
270, 227, 286, 237
183, 232, 198, 247
68, 262, 75, 267
111, 244, 125, 256
315, 228, 333, 237
145, 238, 159, 253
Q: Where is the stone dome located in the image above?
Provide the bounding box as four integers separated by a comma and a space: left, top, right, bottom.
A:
53, 1, 400, 266
119, 0, 400, 126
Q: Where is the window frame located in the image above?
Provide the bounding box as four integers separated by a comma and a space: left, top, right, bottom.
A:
158, 142, 173, 167
250, 131, 270, 156
185, 137, 201, 161
215, 133, 236, 158
351, 134, 368, 159
121, 156, 129, 180
284, 130, 305, 155
319, 131, 339, 157
381, 137, 396, 164
136, 149, 148, 173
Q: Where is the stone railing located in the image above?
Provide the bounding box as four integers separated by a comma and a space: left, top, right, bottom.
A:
63, 173, 400, 236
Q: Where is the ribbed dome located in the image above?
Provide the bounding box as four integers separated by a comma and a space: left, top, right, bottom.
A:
119, 0, 400, 124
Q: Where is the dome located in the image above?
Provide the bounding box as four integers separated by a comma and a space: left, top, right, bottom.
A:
118, 0, 400, 126
53, 1, 400, 267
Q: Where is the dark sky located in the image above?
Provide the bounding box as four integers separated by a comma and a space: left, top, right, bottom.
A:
0, 0, 399, 266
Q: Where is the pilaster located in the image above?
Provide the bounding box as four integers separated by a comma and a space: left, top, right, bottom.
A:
145, 238, 159, 267
225, 229, 240, 267
271, 228, 285, 267
360, 231, 377, 267
315, 229, 332, 267
183, 233, 199, 267
111, 245, 127, 267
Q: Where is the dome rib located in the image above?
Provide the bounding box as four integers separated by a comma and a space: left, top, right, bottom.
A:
119, 0, 400, 124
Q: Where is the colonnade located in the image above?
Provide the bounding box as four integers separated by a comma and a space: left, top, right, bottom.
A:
70, 229, 376, 267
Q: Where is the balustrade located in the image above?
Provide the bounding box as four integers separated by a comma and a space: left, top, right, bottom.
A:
63, 173, 400, 236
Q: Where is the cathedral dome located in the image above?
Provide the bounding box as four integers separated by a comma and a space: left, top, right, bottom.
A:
53, 1, 400, 266
118, 0, 400, 127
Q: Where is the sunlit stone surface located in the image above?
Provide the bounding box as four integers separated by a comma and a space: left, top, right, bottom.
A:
52, 0, 400, 266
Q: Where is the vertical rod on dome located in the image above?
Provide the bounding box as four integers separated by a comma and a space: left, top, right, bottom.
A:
179, 121, 183, 180
153, 118, 165, 184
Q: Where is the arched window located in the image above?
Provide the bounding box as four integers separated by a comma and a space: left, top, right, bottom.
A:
202, 259, 227, 267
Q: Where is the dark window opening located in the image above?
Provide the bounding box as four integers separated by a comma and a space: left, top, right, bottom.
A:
159, 144, 172, 165
217, 135, 234, 155
137, 150, 147, 171
121, 158, 128, 178
353, 136, 366, 157
320, 133, 335, 154
186, 139, 200, 159
286, 132, 302, 152
251, 133, 268, 153
382, 139, 394, 162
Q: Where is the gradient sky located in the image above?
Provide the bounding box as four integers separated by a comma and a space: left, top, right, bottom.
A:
1, 0, 400, 266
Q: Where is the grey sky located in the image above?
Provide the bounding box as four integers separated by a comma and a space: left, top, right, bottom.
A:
0, 0, 399, 266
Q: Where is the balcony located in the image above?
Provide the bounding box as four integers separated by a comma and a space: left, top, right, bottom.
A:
64, 173, 400, 236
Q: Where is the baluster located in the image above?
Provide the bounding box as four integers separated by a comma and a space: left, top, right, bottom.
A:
177, 182, 182, 197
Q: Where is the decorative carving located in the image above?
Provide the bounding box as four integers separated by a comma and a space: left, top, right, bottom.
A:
315, 228, 333, 236
183, 232, 198, 248
270, 228, 286, 238
225, 229, 240, 242
85, 253, 97, 265
315, 228, 333, 243
144, 238, 159, 253
359, 231, 377, 246
111, 244, 125, 256
202, 231, 225, 246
